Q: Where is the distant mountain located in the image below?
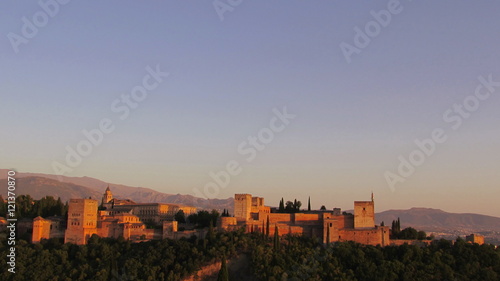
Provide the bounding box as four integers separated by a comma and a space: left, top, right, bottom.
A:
0, 169, 233, 212
0, 176, 102, 203
376, 208, 500, 232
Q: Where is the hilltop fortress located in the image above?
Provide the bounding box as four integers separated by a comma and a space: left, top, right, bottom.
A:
219, 193, 391, 246
32, 187, 196, 244
26, 190, 395, 246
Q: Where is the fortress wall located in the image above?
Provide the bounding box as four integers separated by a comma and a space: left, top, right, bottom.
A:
258, 213, 292, 224
389, 240, 432, 247
267, 224, 304, 236
343, 215, 354, 229
218, 217, 237, 230
339, 227, 389, 246
294, 213, 320, 222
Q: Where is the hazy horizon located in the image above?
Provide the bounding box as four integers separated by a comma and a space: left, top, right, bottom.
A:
2, 1, 499, 217
3, 168, 499, 218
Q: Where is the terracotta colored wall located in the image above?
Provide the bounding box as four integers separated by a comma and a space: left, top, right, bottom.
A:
234, 194, 252, 221
354, 201, 374, 229
32, 218, 51, 243
338, 226, 389, 246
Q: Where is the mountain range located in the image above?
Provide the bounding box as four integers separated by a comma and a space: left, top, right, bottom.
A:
1, 169, 499, 244
0, 169, 233, 211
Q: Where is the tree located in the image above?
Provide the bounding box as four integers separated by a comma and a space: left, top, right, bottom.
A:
273, 225, 280, 250
307, 196, 311, 211
391, 218, 401, 238
217, 256, 229, 281
208, 220, 215, 241
175, 210, 186, 223
187, 210, 219, 228
293, 199, 302, 211
284, 199, 302, 213
381, 221, 385, 226
266, 216, 270, 237
221, 209, 230, 217
320, 205, 326, 211
279, 198, 285, 212
326, 226, 330, 245
417, 230, 427, 240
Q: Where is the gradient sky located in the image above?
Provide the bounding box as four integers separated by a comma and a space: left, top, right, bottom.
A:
1, 1, 499, 217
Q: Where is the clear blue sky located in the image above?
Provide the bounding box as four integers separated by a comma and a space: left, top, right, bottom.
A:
1, 1, 500, 216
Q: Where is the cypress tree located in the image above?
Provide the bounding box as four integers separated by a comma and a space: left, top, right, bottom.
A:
266, 216, 270, 237
208, 220, 215, 241
279, 198, 285, 212
274, 225, 280, 250
308, 196, 311, 211
326, 225, 330, 245
217, 256, 229, 281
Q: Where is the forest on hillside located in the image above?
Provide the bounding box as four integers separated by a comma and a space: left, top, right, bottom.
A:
1, 227, 500, 281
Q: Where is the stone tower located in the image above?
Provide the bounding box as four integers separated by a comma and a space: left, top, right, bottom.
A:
102, 185, 113, 205
64, 199, 98, 245
32, 217, 51, 243
354, 194, 375, 229
234, 194, 252, 221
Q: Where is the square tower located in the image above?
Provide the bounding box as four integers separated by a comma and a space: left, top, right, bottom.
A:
65, 199, 98, 244
354, 201, 375, 229
234, 194, 252, 221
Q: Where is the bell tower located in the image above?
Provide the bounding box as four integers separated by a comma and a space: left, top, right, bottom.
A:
102, 185, 113, 208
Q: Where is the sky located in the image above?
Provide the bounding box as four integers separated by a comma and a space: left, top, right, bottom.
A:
1, 1, 500, 217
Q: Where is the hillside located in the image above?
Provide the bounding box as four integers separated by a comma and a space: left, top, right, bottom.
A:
376, 208, 500, 244
0, 176, 102, 203
0, 169, 233, 211
376, 208, 500, 232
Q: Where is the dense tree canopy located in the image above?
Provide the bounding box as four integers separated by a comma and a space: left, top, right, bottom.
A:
0, 195, 68, 219
277, 198, 302, 213
187, 210, 219, 228
2, 202, 499, 281
250, 235, 500, 281
1, 230, 499, 281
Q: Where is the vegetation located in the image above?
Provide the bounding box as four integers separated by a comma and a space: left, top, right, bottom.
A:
174, 210, 186, 223
277, 198, 302, 213
187, 210, 219, 228
0, 195, 68, 219
1, 229, 499, 280
217, 256, 229, 281
250, 235, 500, 281
221, 209, 231, 217
0, 229, 251, 281
390, 218, 432, 240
